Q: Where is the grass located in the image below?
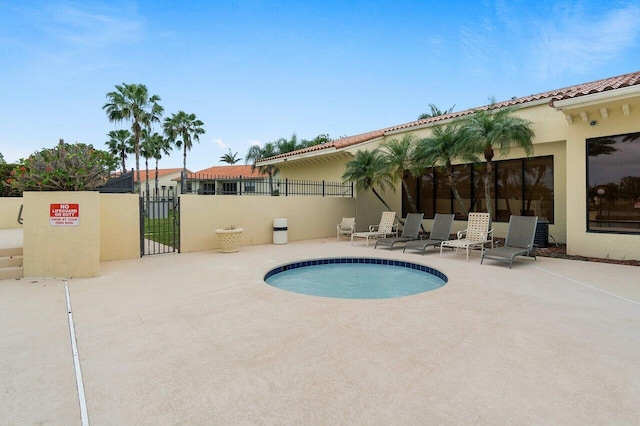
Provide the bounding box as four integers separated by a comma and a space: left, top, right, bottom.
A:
143, 209, 179, 248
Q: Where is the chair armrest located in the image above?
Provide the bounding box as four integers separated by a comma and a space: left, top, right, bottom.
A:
457, 228, 468, 239
484, 228, 494, 242
369, 225, 379, 232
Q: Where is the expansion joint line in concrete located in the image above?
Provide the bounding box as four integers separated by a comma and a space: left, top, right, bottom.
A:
529, 265, 640, 306
65, 279, 90, 426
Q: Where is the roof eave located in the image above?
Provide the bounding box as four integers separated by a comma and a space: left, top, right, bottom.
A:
552, 85, 640, 110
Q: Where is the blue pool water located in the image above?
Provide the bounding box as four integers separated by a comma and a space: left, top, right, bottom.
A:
264, 258, 447, 299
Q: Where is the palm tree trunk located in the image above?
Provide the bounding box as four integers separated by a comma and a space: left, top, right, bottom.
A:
372, 188, 404, 225
183, 147, 187, 176
401, 179, 425, 232
448, 172, 469, 218
484, 161, 494, 217
154, 159, 159, 196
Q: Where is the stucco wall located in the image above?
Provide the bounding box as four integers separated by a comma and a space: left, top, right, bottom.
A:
180, 195, 357, 253
100, 193, 140, 261
564, 99, 640, 260
0, 197, 24, 229
23, 191, 101, 278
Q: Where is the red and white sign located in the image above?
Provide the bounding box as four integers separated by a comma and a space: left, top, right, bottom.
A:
50, 203, 80, 226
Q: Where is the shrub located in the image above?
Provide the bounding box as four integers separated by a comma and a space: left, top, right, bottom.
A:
9, 140, 118, 192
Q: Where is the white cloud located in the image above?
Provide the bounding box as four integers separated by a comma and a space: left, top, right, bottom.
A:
213, 138, 227, 150
45, 4, 143, 48
530, 5, 640, 79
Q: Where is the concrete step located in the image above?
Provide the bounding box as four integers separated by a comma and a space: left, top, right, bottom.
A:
0, 266, 23, 280
0, 247, 22, 258
0, 247, 23, 280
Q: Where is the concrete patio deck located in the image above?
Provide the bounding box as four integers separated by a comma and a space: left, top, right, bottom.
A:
1, 237, 639, 425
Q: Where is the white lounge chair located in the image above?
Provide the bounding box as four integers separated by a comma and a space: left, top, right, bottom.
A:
337, 217, 356, 241
375, 213, 424, 249
440, 212, 493, 261
351, 211, 398, 246
481, 215, 538, 268
403, 213, 455, 255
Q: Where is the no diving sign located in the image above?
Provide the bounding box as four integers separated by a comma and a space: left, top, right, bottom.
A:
50, 203, 79, 226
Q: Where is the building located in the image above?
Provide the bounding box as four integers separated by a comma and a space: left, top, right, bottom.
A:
178, 165, 268, 195
135, 168, 184, 196
258, 70, 640, 260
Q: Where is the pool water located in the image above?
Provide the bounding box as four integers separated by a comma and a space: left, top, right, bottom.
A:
265, 258, 447, 299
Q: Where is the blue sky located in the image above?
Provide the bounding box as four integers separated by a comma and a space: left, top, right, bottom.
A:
1, 0, 639, 172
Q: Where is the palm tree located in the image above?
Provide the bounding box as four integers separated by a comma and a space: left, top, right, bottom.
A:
103, 83, 164, 186
342, 149, 400, 221
381, 134, 425, 216
163, 110, 205, 175
461, 100, 535, 217
145, 132, 172, 195
418, 103, 455, 120
140, 132, 154, 197
246, 142, 279, 195
220, 148, 242, 164
105, 129, 133, 173
415, 123, 478, 218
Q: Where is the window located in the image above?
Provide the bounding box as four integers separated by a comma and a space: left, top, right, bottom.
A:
406, 156, 554, 222
587, 132, 640, 233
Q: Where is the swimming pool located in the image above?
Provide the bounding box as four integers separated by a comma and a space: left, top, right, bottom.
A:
264, 257, 447, 299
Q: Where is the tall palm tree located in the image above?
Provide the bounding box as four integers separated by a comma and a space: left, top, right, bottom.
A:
342, 149, 399, 221
105, 129, 133, 173
415, 123, 478, 218
140, 132, 154, 197
381, 134, 425, 216
163, 111, 205, 175
103, 83, 164, 186
145, 132, 173, 195
246, 142, 279, 195
461, 100, 534, 217
220, 148, 242, 164
418, 103, 455, 120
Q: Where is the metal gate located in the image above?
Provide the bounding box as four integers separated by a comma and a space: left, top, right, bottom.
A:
140, 191, 180, 256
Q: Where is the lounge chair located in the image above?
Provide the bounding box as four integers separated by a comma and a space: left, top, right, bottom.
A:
403, 213, 455, 255
374, 213, 424, 249
481, 215, 538, 268
440, 212, 493, 261
351, 211, 398, 246
337, 217, 356, 241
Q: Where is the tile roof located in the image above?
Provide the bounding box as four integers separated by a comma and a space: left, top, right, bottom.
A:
133, 167, 184, 182
185, 164, 267, 178
262, 70, 640, 163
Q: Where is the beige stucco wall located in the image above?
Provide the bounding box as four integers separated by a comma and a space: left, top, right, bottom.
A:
0, 197, 24, 229
100, 194, 140, 261
180, 195, 356, 253
564, 99, 640, 260
23, 191, 101, 278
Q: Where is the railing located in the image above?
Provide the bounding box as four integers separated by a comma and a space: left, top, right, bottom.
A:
180, 172, 354, 197
97, 169, 135, 193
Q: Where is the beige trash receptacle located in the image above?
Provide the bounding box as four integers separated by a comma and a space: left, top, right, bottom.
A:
273, 218, 288, 244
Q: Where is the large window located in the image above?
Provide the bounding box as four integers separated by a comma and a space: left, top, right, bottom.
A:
587, 132, 640, 233
405, 156, 554, 222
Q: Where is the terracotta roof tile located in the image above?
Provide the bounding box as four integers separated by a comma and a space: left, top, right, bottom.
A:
261, 70, 640, 162
186, 164, 266, 178
133, 168, 184, 182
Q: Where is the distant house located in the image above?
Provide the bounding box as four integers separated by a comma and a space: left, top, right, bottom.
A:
134, 168, 185, 196
177, 165, 268, 195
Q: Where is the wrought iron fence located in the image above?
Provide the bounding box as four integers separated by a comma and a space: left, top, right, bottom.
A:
179, 172, 354, 197
97, 169, 135, 193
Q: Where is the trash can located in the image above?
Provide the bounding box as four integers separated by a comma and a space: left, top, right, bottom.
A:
535, 219, 549, 248
273, 218, 288, 244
